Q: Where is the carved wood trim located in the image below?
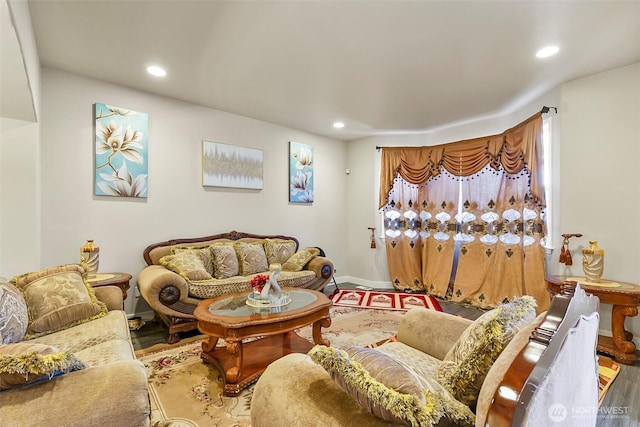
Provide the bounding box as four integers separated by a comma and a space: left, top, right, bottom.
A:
485, 283, 599, 426
142, 230, 300, 265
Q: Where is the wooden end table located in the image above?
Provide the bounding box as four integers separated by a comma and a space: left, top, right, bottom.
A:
194, 288, 332, 396
546, 275, 640, 365
86, 272, 131, 301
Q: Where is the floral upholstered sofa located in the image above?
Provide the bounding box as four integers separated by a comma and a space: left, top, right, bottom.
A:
0, 264, 150, 427
138, 230, 334, 343
252, 284, 600, 427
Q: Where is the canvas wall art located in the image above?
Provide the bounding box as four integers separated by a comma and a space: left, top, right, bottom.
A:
202, 141, 264, 189
94, 103, 149, 198
289, 141, 314, 203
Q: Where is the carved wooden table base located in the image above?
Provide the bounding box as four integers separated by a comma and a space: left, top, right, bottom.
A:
547, 275, 640, 365
194, 289, 332, 396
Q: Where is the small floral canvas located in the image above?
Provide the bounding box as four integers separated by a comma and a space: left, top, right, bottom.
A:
289, 141, 314, 203
94, 103, 149, 198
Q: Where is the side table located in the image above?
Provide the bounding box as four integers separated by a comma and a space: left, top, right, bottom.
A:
546, 275, 640, 365
87, 272, 132, 302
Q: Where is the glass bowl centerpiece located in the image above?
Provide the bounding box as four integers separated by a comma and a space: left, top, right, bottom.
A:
247, 263, 291, 307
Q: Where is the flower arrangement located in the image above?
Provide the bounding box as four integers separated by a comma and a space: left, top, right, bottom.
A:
249, 274, 270, 293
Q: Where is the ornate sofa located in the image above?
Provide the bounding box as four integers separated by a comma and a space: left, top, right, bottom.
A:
252, 284, 600, 427
138, 230, 334, 343
0, 265, 150, 427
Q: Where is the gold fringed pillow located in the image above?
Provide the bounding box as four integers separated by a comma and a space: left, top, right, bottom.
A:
437, 295, 537, 407
171, 246, 215, 276
160, 251, 213, 281
264, 239, 297, 265
234, 243, 269, 275
282, 247, 320, 271
210, 244, 240, 279
0, 342, 85, 390
10, 264, 108, 339
309, 345, 475, 427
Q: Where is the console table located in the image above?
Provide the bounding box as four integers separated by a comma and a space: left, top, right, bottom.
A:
546, 275, 640, 365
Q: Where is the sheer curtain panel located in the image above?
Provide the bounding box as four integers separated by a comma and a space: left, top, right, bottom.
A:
380, 113, 549, 311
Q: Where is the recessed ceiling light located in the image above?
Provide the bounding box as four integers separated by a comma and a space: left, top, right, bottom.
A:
333, 121, 345, 129
146, 65, 167, 77
536, 46, 559, 58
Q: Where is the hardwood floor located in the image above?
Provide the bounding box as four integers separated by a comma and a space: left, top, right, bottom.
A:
131, 282, 639, 426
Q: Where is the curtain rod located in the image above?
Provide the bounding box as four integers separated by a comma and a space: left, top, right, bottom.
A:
375, 106, 557, 151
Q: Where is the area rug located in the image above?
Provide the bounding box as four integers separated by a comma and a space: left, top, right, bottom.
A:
136, 305, 405, 427
598, 355, 621, 407
331, 289, 443, 312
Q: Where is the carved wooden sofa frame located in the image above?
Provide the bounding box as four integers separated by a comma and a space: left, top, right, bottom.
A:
138, 230, 335, 343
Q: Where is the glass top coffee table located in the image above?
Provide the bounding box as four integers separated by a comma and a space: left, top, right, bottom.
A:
194, 288, 332, 396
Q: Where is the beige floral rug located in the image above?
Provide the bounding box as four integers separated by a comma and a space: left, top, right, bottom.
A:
136, 306, 405, 427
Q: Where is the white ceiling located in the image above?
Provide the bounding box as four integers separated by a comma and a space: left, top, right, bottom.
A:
23, 0, 640, 141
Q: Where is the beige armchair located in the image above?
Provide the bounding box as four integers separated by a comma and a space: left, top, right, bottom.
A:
251, 284, 599, 427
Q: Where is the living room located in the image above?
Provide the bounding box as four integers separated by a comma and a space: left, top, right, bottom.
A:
3, 0, 639, 345
1, 1, 639, 425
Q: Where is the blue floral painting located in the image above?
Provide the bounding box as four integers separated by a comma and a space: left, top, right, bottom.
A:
289, 141, 314, 203
94, 103, 149, 197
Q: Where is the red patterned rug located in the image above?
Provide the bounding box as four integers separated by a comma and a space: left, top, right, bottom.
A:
331, 289, 443, 312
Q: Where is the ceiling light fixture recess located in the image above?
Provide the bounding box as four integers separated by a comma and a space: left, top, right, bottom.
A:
333, 121, 345, 129
146, 65, 167, 77
536, 46, 559, 58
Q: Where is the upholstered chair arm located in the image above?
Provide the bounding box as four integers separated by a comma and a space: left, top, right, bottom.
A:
252, 353, 401, 427
302, 256, 334, 291
0, 360, 150, 426
306, 256, 333, 278
93, 285, 123, 311
396, 308, 473, 360
137, 265, 198, 319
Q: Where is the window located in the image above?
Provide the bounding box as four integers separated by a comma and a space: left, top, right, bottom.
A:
541, 116, 553, 249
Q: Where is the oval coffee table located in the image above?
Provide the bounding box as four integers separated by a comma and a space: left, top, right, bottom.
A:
194, 288, 332, 396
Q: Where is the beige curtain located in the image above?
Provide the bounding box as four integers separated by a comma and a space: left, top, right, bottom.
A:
380, 113, 549, 312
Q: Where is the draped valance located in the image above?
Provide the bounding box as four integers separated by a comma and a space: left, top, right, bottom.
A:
379, 113, 544, 208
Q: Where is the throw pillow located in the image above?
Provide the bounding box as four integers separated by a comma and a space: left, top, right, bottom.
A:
264, 239, 297, 265
282, 247, 320, 272
0, 282, 28, 343
309, 345, 475, 427
235, 243, 269, 276
436, 295, 537, 407
160, 251, 213, 281
0, 342, 85, 391
11, 264, 108, 338
172, 245, 215, 276
210, 244, 240, 279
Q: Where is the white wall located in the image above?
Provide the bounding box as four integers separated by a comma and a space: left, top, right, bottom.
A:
0, 119, 40, 277
0, 0, 41, 277
551, 62, 640, 344
5, 0, 41, 121
39, 68, 347, 314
